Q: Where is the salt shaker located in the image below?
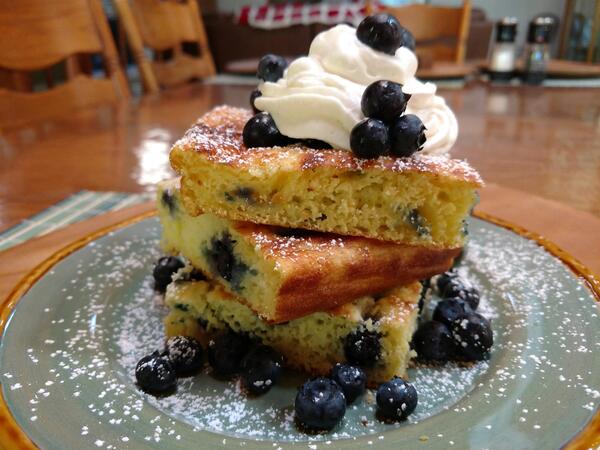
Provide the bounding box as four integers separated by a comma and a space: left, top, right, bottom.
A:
489, 17, 518, 82
523, 17, 554, 85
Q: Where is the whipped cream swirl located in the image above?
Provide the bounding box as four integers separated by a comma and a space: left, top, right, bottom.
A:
254, 24, 458, 155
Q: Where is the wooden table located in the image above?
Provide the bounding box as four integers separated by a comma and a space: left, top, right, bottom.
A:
1, 81, 600, 279
478, 58, 600, 78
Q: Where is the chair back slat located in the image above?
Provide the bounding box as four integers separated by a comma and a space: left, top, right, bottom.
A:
115, 0, 215, 91
131, 0, 198, 50
0, 75, 118, 128
153, 53, 213, 87
384, 1, 471, 63
0, 0, 130, 129
0, 0, 103, 70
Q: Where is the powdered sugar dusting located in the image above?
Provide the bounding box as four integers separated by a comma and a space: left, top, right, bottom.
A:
172, 106, 483, 186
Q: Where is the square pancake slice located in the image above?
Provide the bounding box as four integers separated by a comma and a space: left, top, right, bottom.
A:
164, 278, 420, 384
169, 106, 483, 248
158, 179, 459, 323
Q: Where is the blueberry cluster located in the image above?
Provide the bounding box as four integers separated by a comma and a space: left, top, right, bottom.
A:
135, 336, 203, 394
412, 271, 494, 362
135, 330, 284, 397
294, 363, 418, 431
349, 14, 425, 159
208, 332, 284, 395
244, 15, 422, 158
350, 80, 426, 159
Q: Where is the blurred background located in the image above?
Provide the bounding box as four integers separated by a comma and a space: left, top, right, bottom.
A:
1, 0, 599, 99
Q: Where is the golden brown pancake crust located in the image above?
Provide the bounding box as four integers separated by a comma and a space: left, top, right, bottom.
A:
230, 220, 460, 323
172, 106, 483, 186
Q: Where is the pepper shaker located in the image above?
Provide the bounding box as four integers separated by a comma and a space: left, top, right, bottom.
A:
523, 17, 554, 85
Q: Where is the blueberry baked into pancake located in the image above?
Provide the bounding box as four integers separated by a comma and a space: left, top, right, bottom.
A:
158, 179, 460, 323
135, 13, 492, 434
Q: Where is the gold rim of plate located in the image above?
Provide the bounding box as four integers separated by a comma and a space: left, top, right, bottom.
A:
0, 210, 598, 450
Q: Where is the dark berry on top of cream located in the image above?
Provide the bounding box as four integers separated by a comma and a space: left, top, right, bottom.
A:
356, 13, 412, 55
256, 54, 288, 82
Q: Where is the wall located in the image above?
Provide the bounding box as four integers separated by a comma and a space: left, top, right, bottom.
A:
217, 0, 261, 13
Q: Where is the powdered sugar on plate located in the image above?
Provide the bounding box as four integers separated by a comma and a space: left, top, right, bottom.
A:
0, 218, 598, 450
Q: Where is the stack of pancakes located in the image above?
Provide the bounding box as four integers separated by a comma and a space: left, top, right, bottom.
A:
158, 106, 483, 383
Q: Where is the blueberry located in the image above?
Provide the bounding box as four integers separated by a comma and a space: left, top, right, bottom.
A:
350, 118, 389, 159
153, 256, 185, 292
436, 271, 461, 293
161, 189, 177, 215
344, 329, 381, 368
389, 114, 427, 157
399, 27, 416, 51
376, 377, 418, 421
187, 268, 207, 282
330, 363, 366, 403
250, 89, 262, 114
135, 351, 177, 394
206, 233, 237, 282
407, 209, 429, 237
241, 345, 283, 395
441, 280, 480, 310
243, 112, 287, 148
412, 321, 455, 361
207, 331, 252, 377
433, 298, 473, 327
357, 14, 403, 55
204, 232, 250, 292
361, 80, 411, 124
164, 336, 204, 376
257, 54, 288, 82
451, 313, 493, 361
295, 377, 346, 431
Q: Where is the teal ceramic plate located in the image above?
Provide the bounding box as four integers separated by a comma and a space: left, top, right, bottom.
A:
1, 215, 599, 450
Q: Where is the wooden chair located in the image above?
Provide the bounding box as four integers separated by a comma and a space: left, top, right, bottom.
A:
0, 0, 130, 129
383, 1, 472, 64
115, 0, 216, 92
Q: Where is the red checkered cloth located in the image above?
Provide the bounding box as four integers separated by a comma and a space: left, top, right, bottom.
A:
236, 2, 381, 30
